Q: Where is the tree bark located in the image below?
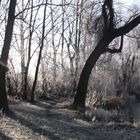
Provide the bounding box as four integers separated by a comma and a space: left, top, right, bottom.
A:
0, 0, 17, 113
73, 36, 113, 108
0, 66, 8, 113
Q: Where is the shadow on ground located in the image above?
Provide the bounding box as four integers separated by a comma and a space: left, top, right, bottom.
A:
4, 98, 140, 140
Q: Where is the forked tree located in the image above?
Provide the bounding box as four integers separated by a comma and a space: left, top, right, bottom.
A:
73, 0, 140, 108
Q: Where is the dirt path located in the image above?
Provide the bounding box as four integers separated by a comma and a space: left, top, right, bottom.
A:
0, 98, 140, 140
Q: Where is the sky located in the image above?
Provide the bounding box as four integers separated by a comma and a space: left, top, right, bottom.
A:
122, 0, 140, 6
2, 0, 140, 75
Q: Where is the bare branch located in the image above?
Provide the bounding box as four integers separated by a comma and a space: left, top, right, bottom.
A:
114, 15, 140, 37
15, 2, 72, 18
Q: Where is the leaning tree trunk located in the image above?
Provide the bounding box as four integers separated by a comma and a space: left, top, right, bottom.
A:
73, 36, 113, 108
73, 0, 140, 109
0, 0, 17, 113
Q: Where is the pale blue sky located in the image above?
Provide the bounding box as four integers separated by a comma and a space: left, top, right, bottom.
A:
123, 0, 140, 5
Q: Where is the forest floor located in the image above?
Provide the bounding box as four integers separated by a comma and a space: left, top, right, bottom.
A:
0, 97, 140, 140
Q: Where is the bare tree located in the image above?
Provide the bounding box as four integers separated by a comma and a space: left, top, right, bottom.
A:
0, 0, 17, 113
30, 0, 48, 102
22, 0, 34, 100
23, 0, 40, 100
20, 0, 25, 96
50, 0, 57, 85
73, 0, 140, 108
60, 0, 65, 80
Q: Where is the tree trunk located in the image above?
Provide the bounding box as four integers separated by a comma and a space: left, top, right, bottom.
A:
73, 36, 113, 108
61, 0, 65, 80
73, 0, 140, 109
67, 44, 74, 77
0, 66, 9, 113
23, 65, 29, 100
22, 0, 33, 100
0, 0, 17, 113
30, 0, 47, 103
50, 0, 57, 85
20, 0, 25, 95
